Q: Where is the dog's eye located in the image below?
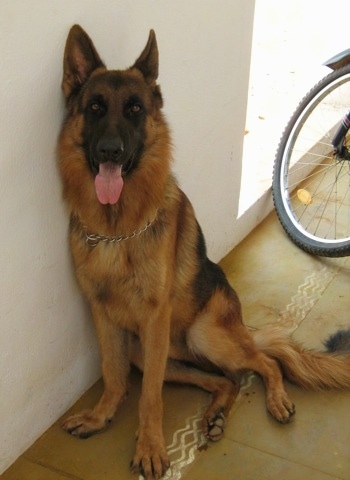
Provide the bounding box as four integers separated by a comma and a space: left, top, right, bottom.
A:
130, 103, 142, 114
86, 101, 106, 119
89, 102, 101, 112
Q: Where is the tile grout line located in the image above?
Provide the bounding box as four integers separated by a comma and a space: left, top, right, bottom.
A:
22, 456, 84, 480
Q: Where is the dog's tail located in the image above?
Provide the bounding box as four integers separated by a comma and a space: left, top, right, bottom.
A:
252, 327, 350, 390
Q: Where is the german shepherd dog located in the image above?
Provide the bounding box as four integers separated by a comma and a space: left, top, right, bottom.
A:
58, 25, 350, 479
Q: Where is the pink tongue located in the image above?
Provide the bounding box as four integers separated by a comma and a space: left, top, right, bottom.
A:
94, 162, 124, 205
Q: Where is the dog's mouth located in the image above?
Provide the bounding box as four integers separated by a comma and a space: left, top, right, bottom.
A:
94, 162, 124, 205
93, 154, 136, 205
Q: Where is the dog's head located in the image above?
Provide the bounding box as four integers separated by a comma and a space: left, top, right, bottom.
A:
61, 25, 164, 205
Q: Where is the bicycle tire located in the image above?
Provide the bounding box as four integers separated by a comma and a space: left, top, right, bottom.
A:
272, 64, 350, 257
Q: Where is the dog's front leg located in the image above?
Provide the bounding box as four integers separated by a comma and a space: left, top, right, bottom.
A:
131, 303, 171, 479
62, 304, 129, 438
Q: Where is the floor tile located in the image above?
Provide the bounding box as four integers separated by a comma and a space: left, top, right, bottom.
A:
22, 375, 140, 480
186, 438, 343, 480
1, 456, 73, 480
223, 376, 350, 480
22, 371, 211, 480
292, 256, 350, 350
220, 213, 325, 329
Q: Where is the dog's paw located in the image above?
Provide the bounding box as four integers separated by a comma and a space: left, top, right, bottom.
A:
130, 436, 170, 480
204, 410, 226, 442
267, 394, 296, 424
61, 409, 111, 438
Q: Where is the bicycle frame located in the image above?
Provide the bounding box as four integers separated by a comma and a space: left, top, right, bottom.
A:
324, 50, 350, 157
324, 48, 350, 70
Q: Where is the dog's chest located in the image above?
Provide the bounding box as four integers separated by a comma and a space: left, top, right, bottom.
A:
74, 241, 164, 322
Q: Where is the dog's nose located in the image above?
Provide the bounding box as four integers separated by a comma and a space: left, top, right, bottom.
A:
97, 139, 124, 162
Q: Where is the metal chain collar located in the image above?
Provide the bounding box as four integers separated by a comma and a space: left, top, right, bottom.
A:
83, 210, 158, 247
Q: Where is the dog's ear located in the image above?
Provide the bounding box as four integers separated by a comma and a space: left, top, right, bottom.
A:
132, 30, 159, 84
62, 25, 105, 102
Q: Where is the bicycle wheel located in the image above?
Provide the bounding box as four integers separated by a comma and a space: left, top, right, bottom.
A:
272, 64, 350, 257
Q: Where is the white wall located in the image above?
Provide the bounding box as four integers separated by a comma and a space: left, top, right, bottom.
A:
240, 0, 350, 220
0, 0, 254, 472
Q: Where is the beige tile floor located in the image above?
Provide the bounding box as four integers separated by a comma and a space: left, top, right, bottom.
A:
3, 211, 350, 480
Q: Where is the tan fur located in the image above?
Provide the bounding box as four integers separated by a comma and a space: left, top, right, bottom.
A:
253, 327, 350, 390
58, 25, 350, 479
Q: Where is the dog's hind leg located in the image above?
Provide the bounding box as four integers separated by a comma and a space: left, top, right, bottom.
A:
187, 293, 296, 424
131, 340, 240, 441
62, 306, 130, 438
166, 360, 240, 441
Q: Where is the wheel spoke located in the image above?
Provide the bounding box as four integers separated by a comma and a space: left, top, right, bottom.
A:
272, 65, 350, 256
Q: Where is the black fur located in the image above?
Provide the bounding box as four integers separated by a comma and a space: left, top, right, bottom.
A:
193, 223, 238, 312
324, 329, 350, 353
77, 73, 155, 177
